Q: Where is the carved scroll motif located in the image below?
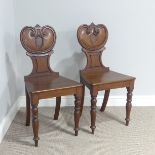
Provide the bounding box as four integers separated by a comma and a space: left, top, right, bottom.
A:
77, 23, 109, 71
20, 25, 59, 77
20, 25, 56, 54
77, 23, 108, 51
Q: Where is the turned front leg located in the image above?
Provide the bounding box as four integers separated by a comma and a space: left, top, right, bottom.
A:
90, 91, 98, 134
25, 87, 30, 126
125, 87, 133, 126
54, 96, 61, 120
74, 94, 81, 136
32, 104, 39, 147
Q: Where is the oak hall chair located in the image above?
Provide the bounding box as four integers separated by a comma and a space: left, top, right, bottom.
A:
77, 23, 135, 134
20, 25, 83, 146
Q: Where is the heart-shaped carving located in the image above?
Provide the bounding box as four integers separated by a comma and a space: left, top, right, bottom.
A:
77, 23, 108, 51
20, 25, 56, 53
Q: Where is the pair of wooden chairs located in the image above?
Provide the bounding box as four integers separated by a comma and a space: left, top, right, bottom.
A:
20, 23, 135, 146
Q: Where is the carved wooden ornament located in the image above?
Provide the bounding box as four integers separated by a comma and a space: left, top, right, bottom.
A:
20, 24, 56, 54
20, 25, 58, 77
77, 23, 109, 71
77, 23, 108, 51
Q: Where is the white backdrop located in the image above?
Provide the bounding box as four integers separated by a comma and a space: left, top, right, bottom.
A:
13, 0, 155, 96
0, 0, 17, 122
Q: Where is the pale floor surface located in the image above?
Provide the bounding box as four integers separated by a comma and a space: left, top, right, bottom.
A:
0, 107, 155, 155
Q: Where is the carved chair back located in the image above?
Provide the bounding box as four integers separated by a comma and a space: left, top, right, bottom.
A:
20, 25, 58, 79
77, 23, 109, 72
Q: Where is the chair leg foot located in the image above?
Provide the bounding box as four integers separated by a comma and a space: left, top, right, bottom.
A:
125, 119, 129, 126
90, 91, 97, 134
34, 140, 38, 147
91, 128, 95, 134
100, 107, 105, 112
25, 123, 30, 126
53, 116, 58, 120
75, 130, 78, 136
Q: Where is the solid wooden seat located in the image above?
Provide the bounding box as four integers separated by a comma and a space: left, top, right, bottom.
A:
77, 23, 135, 134
25, 75, 82, 93
81, 70, 135, 87
20, 25, 83, 147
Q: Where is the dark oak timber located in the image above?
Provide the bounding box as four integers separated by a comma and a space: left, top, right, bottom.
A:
77, 23, 135, 134
20, 25, 83, 146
